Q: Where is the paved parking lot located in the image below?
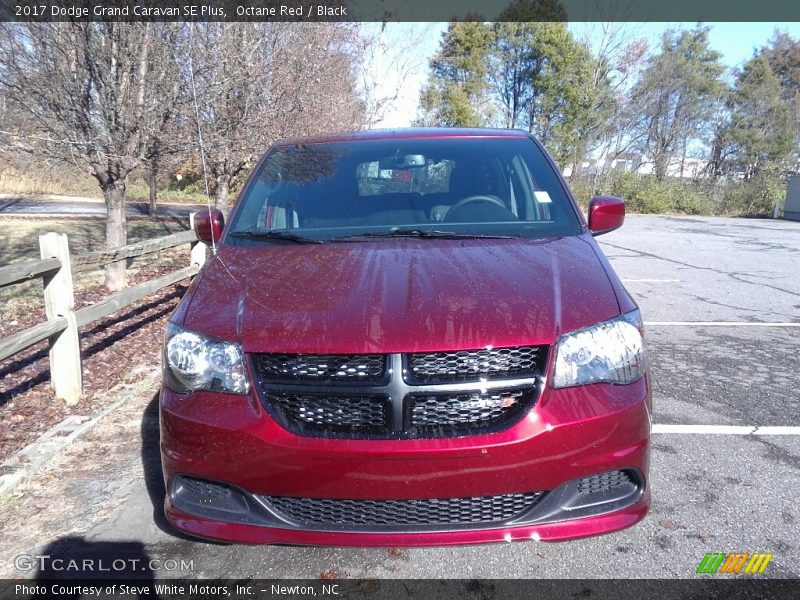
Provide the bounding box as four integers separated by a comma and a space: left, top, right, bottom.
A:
8, 214, 800, 579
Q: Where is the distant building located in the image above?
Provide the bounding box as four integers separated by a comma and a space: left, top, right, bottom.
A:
563, 153, 709, 179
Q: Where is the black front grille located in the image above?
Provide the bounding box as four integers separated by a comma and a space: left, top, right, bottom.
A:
252, 347, 546, 439
254, 353, 386, 383
262, 492, 543, 531
267, 392, 389, 437
406, 346, 541, 384
408, 389, 533, 437
577, 470, 632, 495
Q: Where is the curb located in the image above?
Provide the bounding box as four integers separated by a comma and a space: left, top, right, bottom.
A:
0, 398, 126, 497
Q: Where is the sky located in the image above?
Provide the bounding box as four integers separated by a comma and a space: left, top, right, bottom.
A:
370, 21, 800, 128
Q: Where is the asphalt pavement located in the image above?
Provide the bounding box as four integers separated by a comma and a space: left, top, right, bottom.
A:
7, 214, 800, 579
0, 195, 204, 218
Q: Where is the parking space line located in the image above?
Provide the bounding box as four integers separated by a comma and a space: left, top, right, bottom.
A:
653, 424, 800, 435
645, 321, 800, 327
753, 427, 800, 435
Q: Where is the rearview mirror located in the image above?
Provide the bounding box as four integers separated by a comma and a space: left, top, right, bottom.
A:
378, 154, 427, 169
191, 208, 225, 244
587, 196, 625, 236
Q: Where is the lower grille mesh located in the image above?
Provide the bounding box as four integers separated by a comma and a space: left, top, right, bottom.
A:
180, 477, 232, 500
263, 492, 543, 530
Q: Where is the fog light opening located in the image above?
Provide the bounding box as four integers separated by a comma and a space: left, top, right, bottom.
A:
171, 475, 252, 518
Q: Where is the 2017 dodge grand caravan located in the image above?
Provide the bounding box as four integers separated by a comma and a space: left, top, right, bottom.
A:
161, 129, 651, 545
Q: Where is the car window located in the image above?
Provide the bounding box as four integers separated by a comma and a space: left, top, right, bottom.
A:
227, 137, 582, 241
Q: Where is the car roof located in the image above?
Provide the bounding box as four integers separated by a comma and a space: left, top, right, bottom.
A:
273, 128, 531, 147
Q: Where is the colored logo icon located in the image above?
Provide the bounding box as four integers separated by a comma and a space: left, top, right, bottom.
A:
697, 552, 773, 574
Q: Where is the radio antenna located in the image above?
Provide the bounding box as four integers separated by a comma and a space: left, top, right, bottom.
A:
188, 22, 217, 255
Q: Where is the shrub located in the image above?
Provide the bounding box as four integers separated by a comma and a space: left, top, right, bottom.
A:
565, 178, 594, 212
717, 174, 785, 217
592, 170, 784, 217
609, 172, 670, 213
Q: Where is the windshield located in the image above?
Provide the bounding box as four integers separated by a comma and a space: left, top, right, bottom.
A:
227, 136, 582, 243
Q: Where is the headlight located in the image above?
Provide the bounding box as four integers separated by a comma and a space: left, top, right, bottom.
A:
552, 309, 647, 388
164, 323, 249, 394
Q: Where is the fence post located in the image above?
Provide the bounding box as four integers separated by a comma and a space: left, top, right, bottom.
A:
39, 232, 82, 405
189, 213, 207, 268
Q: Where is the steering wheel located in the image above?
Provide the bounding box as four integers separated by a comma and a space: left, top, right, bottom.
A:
444, 195, 507, 222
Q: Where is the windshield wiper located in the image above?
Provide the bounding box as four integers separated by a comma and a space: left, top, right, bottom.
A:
229, 230, 324, 244
333, 229, 516, 241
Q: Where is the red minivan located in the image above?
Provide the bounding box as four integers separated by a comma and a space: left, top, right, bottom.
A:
160, 129, 650, 545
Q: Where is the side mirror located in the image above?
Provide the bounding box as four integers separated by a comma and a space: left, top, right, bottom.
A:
191, 208, 225, 244
587, 196, 625, 236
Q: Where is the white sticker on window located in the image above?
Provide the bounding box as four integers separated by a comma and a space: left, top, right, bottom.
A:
534, 191, 552, 203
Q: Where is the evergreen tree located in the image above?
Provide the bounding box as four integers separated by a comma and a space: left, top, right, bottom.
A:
417, 21, 493, 127
629, 27, 725, 179
419, 13, 611, 170
759, 31, 800, 165
727, 55, 795, 177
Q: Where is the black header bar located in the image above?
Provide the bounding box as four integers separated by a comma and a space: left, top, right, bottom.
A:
2, 579, 800, 600
2, 0, 799, 23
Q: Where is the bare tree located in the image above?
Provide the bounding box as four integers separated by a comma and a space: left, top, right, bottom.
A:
186, 22, 365, 206
144, 116, 187, 216
0, 22, 183, 290
572, 23, 650, 180
357, 23, 433, 127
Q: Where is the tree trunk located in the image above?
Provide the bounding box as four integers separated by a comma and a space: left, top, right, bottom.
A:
215, 174, 231, 207
572, 145, 586, 179
654, 152, 668, 180
147, 157, 158, 215
103, 182, 128, 291
679, 142, 687, 178
709, 132, 723, 179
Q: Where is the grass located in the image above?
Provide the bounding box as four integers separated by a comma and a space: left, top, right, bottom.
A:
0, 168, 208, 205
125, 182, 207, 204
0, 170, 100, 199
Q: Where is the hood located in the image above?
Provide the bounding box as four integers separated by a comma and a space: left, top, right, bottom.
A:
180, 236, 621, 354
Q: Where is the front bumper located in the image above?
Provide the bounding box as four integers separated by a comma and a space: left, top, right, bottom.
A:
160, 377, 651, 545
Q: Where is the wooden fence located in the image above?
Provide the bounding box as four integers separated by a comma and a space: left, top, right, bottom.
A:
0, 217, 207, 404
